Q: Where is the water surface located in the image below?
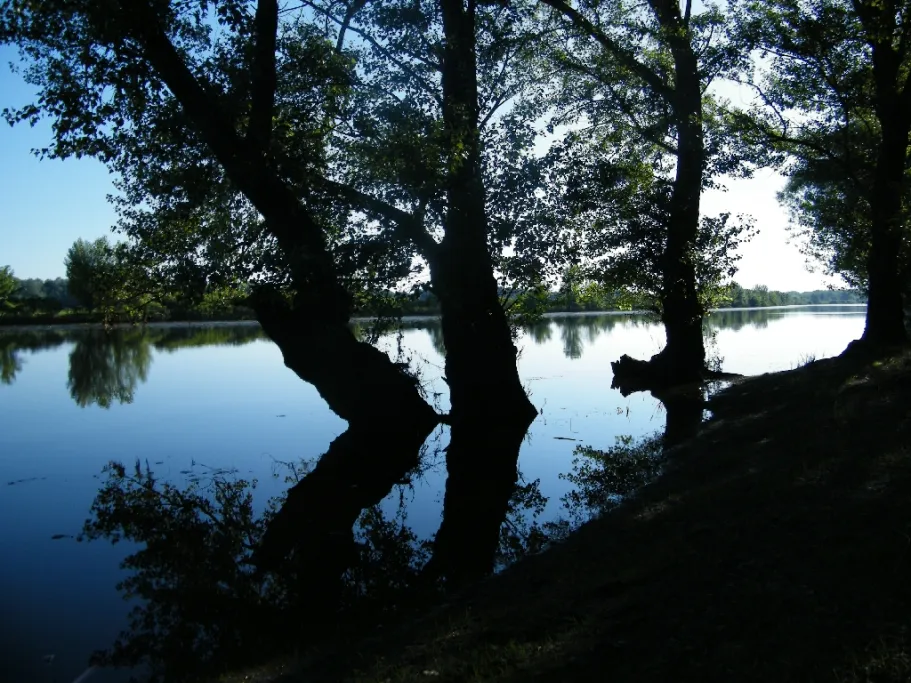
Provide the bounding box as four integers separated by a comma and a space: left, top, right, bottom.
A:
0, 306, 866, 681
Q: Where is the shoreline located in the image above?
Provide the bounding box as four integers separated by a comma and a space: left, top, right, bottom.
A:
0, 303, 869, 333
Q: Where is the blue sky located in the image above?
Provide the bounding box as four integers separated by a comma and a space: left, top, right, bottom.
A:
1, 46, 118, 280
0, 45, 836, 290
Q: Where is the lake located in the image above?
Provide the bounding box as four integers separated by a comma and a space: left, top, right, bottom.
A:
0, 306, 866, 682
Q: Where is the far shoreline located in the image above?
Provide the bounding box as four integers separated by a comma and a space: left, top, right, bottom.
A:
0, 303, 869, 334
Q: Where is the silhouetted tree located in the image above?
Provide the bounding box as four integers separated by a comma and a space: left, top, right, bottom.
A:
2, 0, 439, 432
0, 266, 16, 310
733, 0, 911, 346
65, 238, 117, 311
540, 0, 754, 386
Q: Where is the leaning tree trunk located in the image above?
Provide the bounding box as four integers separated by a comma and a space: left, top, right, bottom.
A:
422, 0, 538, 586
129, 18, 441, 427
253, 289, 440, 426
861, 116, 910, 347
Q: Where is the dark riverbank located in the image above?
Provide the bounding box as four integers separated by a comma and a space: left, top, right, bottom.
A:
223, 343, 911, 683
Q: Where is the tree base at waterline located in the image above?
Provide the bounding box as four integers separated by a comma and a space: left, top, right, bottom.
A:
610, 352, 740, 396
842, 336, 910, 360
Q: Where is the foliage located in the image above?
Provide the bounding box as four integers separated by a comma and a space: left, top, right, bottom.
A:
537, 132, 756, 316
0, 271, 105, 315
12, 275, 73, 304
559, 435, 666, 525
0, 265, 16, 309
0, 0, 570, 333
777, 125, 911, 291
718, 283, 866, 308
0, 0, 377, 318
287, 0, 566, 316
64, 237, 171, 323
65, 238, 115, 310
535, 0, 757, 332
730, 0, 911, 296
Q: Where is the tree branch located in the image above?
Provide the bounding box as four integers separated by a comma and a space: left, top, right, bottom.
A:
479, 29, 541, 124
540, 0, 675, 104
247, 0, 278, 152
335, 0, 368, 53
319, 179, 441, 261
305, 0, 443, 107
555, 54, 677, 153
739, 112, 859, 184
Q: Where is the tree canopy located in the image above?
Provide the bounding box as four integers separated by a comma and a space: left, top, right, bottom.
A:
0, 266, 16, 309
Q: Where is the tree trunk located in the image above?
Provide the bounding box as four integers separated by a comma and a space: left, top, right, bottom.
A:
417, 0, 537, 585
252, 290, 440, 427
861, 117, 910, 346
612, 6, 706, 390
434, 0, 536, 425
653, 21, 706, 384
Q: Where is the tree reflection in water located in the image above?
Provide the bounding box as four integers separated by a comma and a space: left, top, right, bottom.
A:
68, 330, 153, 407
80, 449, 426, 680
0, 308, 790, 392
0, 329, 68, 384
0, 324, 264, 402
79, 421, 549, 681
62, 319, 721, 680
78, 395, 700, 681
556, 435, 666, 528
548, 385, 706, 535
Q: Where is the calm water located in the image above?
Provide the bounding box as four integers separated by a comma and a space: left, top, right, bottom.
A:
0, 306, 866, 682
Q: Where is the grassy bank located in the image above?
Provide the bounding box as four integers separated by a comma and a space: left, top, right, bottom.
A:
225, 344, 911, 683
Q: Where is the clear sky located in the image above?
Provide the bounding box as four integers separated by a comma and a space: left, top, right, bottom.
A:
1, 46, 118, 280
0, 45, 837, 290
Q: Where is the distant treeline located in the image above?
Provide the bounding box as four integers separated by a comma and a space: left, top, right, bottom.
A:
376, 283, 866, 316
0, 274, 865, 326
8, 276, 80, 311
715, 284, 865, 309
1, 274, 256, 325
